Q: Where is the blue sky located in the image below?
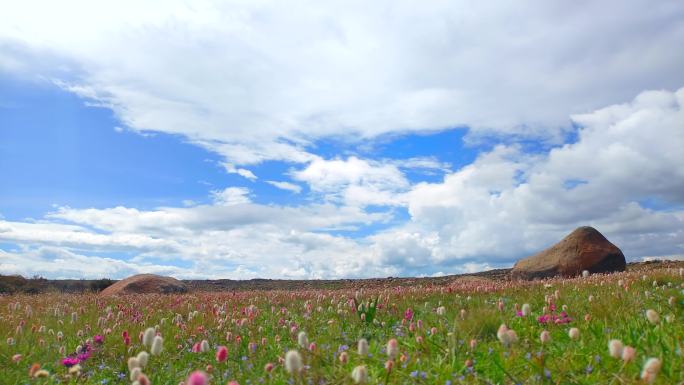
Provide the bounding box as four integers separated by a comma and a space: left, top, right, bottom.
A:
0, 74, 476, 216
0, 0, 683, 279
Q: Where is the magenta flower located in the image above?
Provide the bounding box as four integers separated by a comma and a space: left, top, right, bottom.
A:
62, 357, 80, 367
77, 352, 91, 361
537, 310, 572, 324
94, 335, 104, 344
404, 308, 414, 321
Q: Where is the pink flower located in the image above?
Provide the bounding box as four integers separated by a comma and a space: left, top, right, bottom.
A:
622, 346, 636, 363
12, 354, 22, 363
264, 362, 274, 372
94, 335, 104, 344
62, 357, 80, 367
187, 370, 208, 385
404, 308, 414, 321
216, 346, 228, 363
387, 338, 399, 359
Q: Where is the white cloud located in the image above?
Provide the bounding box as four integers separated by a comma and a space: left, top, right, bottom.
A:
0, 201, 389, 279
266, 180, 302, 194
1, 2, 683, 279
1, 0, 682, 165
224, 164, 258, 180
211, 187, 251, 206
370, 87, 684, 273
2, 88, 682, 279
292, 156, 409, 206
0, 247, 195, 280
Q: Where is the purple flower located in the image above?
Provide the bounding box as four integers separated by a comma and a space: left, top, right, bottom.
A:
94, 335, 104, 344
404, 308, 414, 321
62, 357, 80, 367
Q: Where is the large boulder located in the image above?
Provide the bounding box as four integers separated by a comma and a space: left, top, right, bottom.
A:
511, 226, 626, 279
100, 274, 187, 295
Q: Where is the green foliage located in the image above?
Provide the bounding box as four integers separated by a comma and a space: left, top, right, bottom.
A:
353, 296, 379, 325
0, 267, 682, 384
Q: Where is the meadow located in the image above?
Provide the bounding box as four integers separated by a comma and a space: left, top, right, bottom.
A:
1, 267, 682, 384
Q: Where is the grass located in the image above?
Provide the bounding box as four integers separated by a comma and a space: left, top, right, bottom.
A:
0, 267, 682, 384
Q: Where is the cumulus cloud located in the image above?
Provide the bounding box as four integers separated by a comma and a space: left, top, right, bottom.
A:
2, 88, 682, 279
0, 247, 193, 280
371, 87, 684, 274
292, 156, 409, 206
1, 1, 683, 279
0, 202, 387, 279
1, 0, 682, 167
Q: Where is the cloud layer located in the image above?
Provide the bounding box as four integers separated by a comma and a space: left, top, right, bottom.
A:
2, 0, 683, 167
1, 87, 682, 279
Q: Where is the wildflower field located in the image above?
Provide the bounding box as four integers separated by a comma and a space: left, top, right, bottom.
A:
2, 267, 683, 385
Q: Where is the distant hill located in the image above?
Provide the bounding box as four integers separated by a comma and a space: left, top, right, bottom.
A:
1, 260, 681, 294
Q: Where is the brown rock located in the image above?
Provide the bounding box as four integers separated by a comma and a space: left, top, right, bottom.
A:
100, 274, 187, 295
511, 226, 626, 279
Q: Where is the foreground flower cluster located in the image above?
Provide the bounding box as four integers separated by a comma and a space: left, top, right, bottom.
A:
1, 266, 683, 384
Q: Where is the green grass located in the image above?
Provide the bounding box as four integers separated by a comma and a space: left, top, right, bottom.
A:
0, 268, 682, 384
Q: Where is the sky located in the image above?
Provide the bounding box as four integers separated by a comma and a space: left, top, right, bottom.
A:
0, 0, 683, 280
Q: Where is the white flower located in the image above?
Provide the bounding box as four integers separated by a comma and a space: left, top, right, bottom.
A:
200, 339, 210, 353
568, 328, 580, 340
151, 336, 164, 355
436, 306, 446, 315
645, 309, 660, 324
540, 330, 551, 344
127, 357, 140, 372
297, 331, 308, 348
285, 350, 302, 374
641, 357, 662, 384
497, 324, 517, 346
496, 324, 508, 343
608, 339, 623, 358
386, 339, 399, 359
142, 328, 156, 348
351, 365, 368, 384
136, 351, 149, 367
357, 339, 368, 356
130, 367, 141, 381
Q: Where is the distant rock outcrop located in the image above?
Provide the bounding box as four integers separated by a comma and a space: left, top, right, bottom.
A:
511, 226, 626, 279
100, 274, 187, 295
